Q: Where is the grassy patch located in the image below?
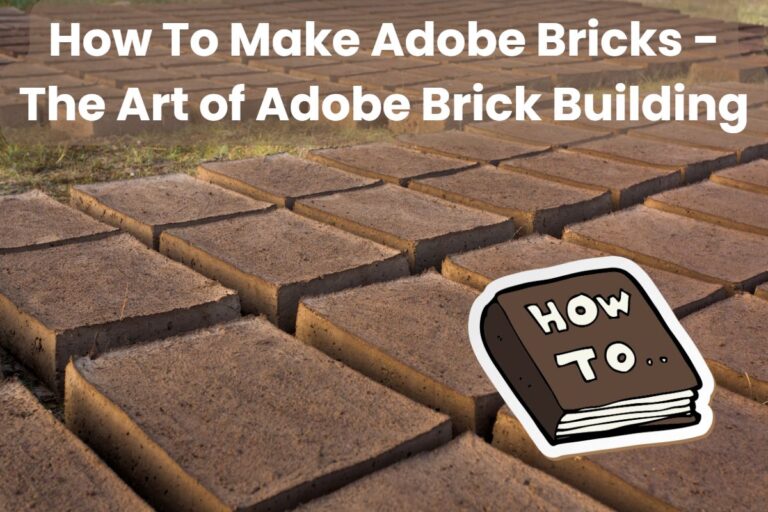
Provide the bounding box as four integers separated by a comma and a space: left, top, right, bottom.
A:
0, 121, 392, 200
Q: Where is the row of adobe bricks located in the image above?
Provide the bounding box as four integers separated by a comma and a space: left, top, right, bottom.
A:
1, 111, 767, 509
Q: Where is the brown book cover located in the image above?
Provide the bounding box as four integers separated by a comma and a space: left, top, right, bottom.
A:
480, 268, 701, 444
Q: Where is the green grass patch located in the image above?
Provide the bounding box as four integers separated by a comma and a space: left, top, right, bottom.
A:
0, 121, 392, 200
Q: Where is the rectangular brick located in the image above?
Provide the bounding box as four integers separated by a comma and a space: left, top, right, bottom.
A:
710, 159, 768, 195
501, 150, 683, 209
197, 154, 377, 208
0, 234, 239, 390
646, 181, 768, 236
563, 206, 768, 290
65, 317, 451, 512
572, 135, 737, 182
0, 94, 32, 128
160, 209, 408, 330
0, 190, 116, 254
297, 272, 501, 435
682, 294, 767, 403
443, 235, 727, 318
398, 131, 548, 164
467, 120, 610, 148
689, 55, 768, 83
290, 62, 379, 82
70, 174, 273, 248
0, 62, 62, 78
293, 184, 516, 271
1, 381, 150, 510
309, 143, 476, 185
492, 389, 767, 512
336, 69, 434, 90
299, 434, 608, 511
410, 165, 612, 236
629, 122, 768, 163
84, 68, 184, 88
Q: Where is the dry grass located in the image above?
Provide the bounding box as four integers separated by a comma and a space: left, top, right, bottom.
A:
0, 121, 392, 200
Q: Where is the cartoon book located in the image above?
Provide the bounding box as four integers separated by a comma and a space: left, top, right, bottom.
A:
470, 257, 713, 457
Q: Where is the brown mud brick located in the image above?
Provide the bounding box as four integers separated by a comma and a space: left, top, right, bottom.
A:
572, 135, 737, 183
501, 150, 683, 209
55, 58, 153, 78
290, 62, 379, 82
757, 282, 768, 300
0, 234, 239, 391
293, 184, 516, 272
710, 159, 768, 195
197, 154, 377, 208
168, 63, 256, 79
466, 120, 610, 148
492, 388, 767, 512
84, 68, 183, 88
443, 235, 727, 317
645, 181, 768, 236
0, 190, 117, 254
538, 108, 660, 134
398, 130, 548, 164
160, 209, 409, 331
0, 62, 62, 78
309, 142, 476, 186
65, 316, 451, 512
216, 70, 303, 88
689, 54, 768, 83
682, 294, 768, 403
336, 69, 434, 90
563, 206, 768, 290
70, 173, 273, 248
299, 434, 609, 512
250, 56, 340, 73
297, 272, 502, 435
0, 95, 34, 128
0, 74, 92, 94
704, 81, 768, 107
630, 122, 768, 163
411, 165, 612, 236
0, 381, 150, 511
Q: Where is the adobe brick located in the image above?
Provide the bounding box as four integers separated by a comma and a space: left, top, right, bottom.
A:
0, 234, 240, 390
645, 181, 768, 236
309, 142, 475, 185
65, 317, 451, 512
299, 434, 608, 511
492, 389, 767, 512
466, 120, 610, 148
630, 122, 768, 163
411, 165, 612, 236
159, 209, 409, 331
442, 235, 726, 317
0, 381, 150, 511
0, 190, 116, 253
572, 135, 737, 182
501, 150, 683, 209
197, 154, 377, 208
563, 206, 768, 289
293, 184, 516, 271
682, 294, 767, 403
710, 159, 768, 195
297, 272, 501, 435
398, 130, 548, 164
70, 174, 273, 248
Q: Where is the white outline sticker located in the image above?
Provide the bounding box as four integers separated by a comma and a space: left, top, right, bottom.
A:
468, 256, 714, 459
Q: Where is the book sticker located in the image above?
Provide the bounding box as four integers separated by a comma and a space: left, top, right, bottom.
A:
468, 256, 714, 459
